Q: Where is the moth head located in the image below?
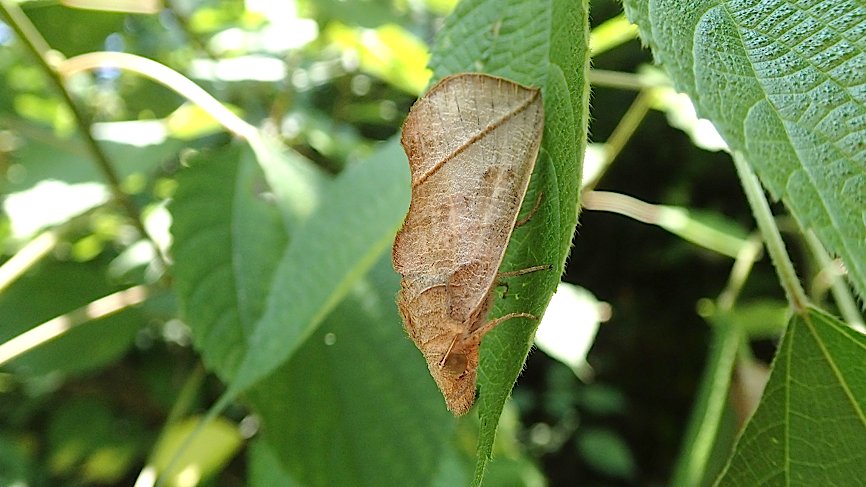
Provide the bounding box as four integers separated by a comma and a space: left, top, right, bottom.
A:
428, 337, 481, 416
441, 350, 468, 376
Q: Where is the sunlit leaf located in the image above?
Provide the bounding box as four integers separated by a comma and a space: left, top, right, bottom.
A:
149, 416, 243, 486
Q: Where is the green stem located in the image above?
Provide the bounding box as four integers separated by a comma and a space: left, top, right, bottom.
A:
803, 231, 865, 331
670, 233, 761, 486
582, 90, 652, 191
0, 286, 151, 366
163, 0, 219, 60
0, 229, 58, 294
59, 52, 258, 140
0, 1, 164, 268
732, 152, 808, 312
587, 69, 654, 91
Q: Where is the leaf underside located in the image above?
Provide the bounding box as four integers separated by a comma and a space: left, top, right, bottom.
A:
623, 0, 866, 301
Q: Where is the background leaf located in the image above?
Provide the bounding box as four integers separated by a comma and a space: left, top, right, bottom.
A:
227, 138, 409, 395
247, 256, 454, 487
170, 144, 287, 380
715, 307, 866, 485
622, 0, 866, 300
427, 0, 590, 482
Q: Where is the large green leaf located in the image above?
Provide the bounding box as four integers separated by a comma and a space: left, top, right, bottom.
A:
172, 143, 453, 486
247, 257, 454, 487
715, 307, 866, 485
226, 138, 409, 396
170, 144, 288, 380
426, 0, 589, 483
623, 0, 866, 300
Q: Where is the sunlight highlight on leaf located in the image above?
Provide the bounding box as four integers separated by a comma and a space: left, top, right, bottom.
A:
326, 22, 431, 94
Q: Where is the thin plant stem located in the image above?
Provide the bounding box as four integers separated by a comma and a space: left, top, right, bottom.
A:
732, 152, 808, 312
59, 52, 259, 140
0, 229, 58, 294
0, 285, 150, 366
582, 90, 653, 192
803, 230, 865, 332
0, 1, 165, 268
163, 0, 219, 60
670, 234, 762, 486
582, 190, 748, 258
587, 69, 655, 91
717, 235, 764, 312
132, 364, 207, 487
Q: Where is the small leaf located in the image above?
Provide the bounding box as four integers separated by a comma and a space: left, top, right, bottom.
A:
150, 416, 243, 486
715, 307, 866, 485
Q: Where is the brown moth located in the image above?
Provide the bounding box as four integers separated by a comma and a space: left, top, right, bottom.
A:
392, 73, 545, 415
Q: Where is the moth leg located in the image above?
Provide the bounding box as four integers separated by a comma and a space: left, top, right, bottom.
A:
469, 312, 537, 337
496, 264, 552, 298
514, 192, 544, 228
498, 264, 551, 279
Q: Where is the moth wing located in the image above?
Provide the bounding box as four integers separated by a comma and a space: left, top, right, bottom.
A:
393, 73, 544, 321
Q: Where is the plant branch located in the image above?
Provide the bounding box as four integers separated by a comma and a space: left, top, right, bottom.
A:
803, 230, 865, 332
671, 233, 762, 486
0, 285, 150, 366
0, 1, 164, 268
716, 235, 764, 312
587, 69, 664, 91
583, 190, 749, 258
582, 90, 652, 191
0, 229, 58, 294
58, 52, 259, 140
732, 152, 808, 312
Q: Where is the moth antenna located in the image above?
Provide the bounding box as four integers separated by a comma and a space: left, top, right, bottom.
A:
438, 335, 460, 368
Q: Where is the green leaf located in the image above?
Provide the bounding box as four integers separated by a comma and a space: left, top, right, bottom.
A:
623, 0, 866, 300
715, 307, 866, 485
248, 440, 303, 487
150, 416, 243, 485
427, 0, 589, 483
227, 138, 409, 396
170, 144, 287, 380
247, 257, 455, 487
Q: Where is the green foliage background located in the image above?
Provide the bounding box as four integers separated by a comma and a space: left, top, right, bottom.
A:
1, 0, 864, 486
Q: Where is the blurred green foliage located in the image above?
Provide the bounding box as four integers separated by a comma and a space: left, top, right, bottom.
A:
1, 0, 863, 486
